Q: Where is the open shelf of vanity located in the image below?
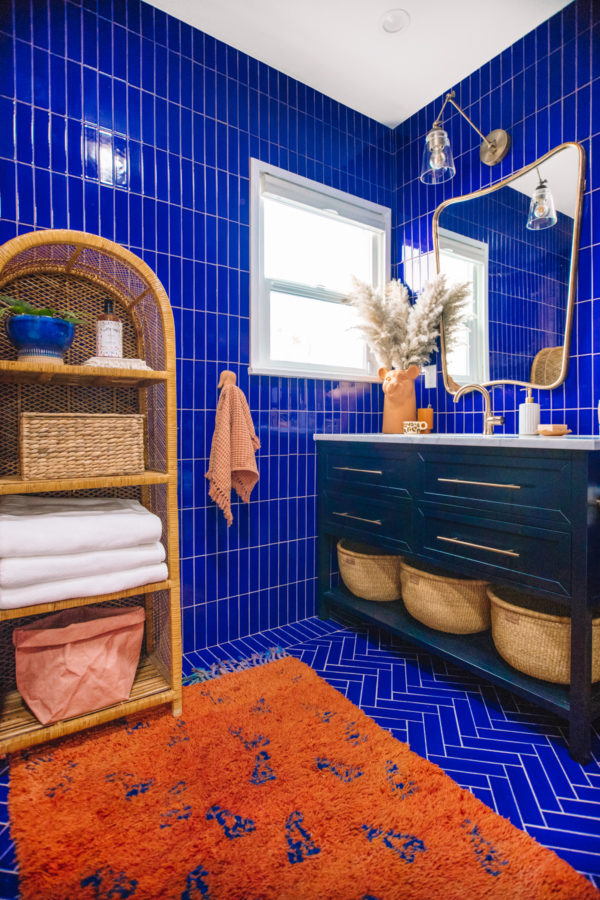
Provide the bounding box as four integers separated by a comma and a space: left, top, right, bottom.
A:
0, 230, 182, 756
316, 435, 600, 764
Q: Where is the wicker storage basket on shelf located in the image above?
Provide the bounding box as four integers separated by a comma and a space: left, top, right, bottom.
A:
489, 586, 600, 683
19, 412, 145, 479
400, 559, 490, 633
337, 540, 402, 602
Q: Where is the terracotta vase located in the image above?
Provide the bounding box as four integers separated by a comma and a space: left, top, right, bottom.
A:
379, 365, 419, 434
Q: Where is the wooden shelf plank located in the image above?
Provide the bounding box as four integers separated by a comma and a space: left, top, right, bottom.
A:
0, 656, 174, 754
0, 359, 168, 387
0, 580, 172, 622
323, 586, 600, 718
0, 470, 170, 495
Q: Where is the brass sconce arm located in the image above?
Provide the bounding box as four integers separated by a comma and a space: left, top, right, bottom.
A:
432, 91, 510, 167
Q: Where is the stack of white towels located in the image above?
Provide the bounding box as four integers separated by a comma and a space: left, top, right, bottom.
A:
0, 496, 168, 610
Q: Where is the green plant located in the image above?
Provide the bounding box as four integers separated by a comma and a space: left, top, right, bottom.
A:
0, 294, 85, 325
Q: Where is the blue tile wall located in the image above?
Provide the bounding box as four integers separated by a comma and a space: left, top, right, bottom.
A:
0, 0, 391, 652
396, 0, 599, 437
0, 0, 596, 651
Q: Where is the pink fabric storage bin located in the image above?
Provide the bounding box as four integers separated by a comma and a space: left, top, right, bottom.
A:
13, 605, 145, 725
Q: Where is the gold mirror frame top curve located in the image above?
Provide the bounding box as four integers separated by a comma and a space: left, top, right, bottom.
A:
434, 141, 587, 394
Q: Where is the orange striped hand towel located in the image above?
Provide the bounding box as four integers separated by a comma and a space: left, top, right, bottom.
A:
205, 383, 260, 526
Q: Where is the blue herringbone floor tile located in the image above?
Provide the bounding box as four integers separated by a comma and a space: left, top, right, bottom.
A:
1, 611, 599, 895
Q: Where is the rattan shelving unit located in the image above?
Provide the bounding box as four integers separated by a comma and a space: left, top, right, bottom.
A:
0, 229, 182, 754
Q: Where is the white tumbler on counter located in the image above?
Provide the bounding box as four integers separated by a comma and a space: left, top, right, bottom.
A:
519, 388, 540, 435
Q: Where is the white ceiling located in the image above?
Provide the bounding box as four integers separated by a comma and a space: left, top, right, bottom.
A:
146, 0, 572, 127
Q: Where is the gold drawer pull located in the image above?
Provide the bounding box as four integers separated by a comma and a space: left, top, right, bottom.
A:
437, 535, 520, 558
333, 466, 383, 475
437, 477, 521, 490
333, 511, 382, 526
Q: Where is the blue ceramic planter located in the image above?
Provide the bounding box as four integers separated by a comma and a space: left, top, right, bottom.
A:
7, 315, 75, 362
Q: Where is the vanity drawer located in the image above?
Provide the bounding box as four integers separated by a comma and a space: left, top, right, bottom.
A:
321, 446, 415, 498
322, 491, 413, 552
417, 505, 571, 597
419, 451, 574, 526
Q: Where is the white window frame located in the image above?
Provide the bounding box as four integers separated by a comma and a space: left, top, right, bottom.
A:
250, 159, 391, 381
438, 227, 490, 385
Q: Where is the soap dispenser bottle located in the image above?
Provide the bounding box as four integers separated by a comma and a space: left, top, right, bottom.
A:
519, 388, 540, 435
96, 299, 123, 358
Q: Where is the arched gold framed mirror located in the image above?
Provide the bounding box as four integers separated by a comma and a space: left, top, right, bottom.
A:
434, 142, 586, 393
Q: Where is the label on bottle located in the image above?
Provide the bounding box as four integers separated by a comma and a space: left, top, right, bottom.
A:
96, 321, 123, 358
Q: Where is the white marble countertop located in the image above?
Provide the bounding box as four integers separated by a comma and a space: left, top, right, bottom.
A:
313, 433, 600, 450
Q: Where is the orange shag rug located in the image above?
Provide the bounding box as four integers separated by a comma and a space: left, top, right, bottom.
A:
9, 656, 598, 900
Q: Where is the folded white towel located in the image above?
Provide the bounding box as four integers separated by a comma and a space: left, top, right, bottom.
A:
0, 542, 166, 588
0, 563, 169, 609
0, 496, 162, 558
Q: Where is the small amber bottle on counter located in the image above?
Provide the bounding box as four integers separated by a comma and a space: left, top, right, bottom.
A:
417, 404, 434, 433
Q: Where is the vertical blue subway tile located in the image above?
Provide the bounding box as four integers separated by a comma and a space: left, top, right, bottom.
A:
67, 174, 83, 229
34, 165, 51, 227
65, 3, 81, 62
0, 33, 14, 99
154, 95, 167, 150
16, 162, 33, 223
51, 171, 67, 227
82, 65, 97, 124
82, 9, 97, 70
110, 0, 126, 29
98, 72, 112, 130
50, 114, 66, 173
141, 36, 154, 93
155, 43, 167, 99
97, 17, 111, 75
48, 2, 65, 57
0, 96, 14, 160
127, 29, 141, 88
15, 39, 32, 105
113, 78, 127, 135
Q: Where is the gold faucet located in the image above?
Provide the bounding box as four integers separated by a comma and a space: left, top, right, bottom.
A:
453, 384, 505, 436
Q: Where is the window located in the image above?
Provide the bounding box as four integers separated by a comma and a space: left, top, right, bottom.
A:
250, 160, 390, 380
438, 228, 489, 385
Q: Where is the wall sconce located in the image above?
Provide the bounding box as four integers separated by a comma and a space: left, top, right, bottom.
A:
526, 167, 557, 230
420, 90, 511, 185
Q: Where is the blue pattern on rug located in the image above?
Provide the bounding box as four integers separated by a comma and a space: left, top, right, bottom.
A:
285, 810, 321, 864
362, 825, 426, 863
206, 805, 255, 839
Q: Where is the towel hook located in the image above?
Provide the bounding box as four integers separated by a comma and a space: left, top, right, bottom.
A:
217, 370, 237, 389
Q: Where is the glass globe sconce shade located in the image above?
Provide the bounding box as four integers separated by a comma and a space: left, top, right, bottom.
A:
420, 127, 456, 184
526, 181, 557, 230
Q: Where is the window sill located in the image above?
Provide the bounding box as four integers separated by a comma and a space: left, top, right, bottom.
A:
248, 365, 380, 383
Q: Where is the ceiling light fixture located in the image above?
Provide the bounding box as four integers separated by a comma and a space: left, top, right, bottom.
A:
420, 90, 510, 185
526, 167, 557, 230
380, 9, 411, 34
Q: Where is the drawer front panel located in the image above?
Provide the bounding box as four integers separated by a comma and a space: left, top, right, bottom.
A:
322, 491, 413, 552
417, 505, 571, 596
322, 446, 415, 498
419, 451, 573, 526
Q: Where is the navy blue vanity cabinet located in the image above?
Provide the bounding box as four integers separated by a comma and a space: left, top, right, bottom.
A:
316, 438, 600, 764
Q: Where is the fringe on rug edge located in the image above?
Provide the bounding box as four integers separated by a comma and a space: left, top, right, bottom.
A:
182, 647, 289, 685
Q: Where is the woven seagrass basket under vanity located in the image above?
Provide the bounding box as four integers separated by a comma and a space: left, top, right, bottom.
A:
337, 540, 402, 602
19, 412, 146, 479
489, 586, 600, 684
400, 559, 490, 634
